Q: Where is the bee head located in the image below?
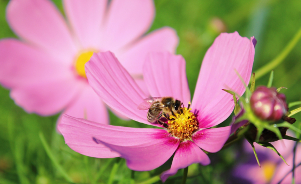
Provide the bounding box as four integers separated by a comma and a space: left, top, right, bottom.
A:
174, 100, 182, 111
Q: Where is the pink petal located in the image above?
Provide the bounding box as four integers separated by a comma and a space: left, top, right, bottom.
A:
10, 77, 83, 116
0, 39, 71, 88
85, 51, 151, 125
192, 126, 231, 153
135, 78, 150, 97
143, 52, 190, 105
58, 115, 120, 158
63, 0, 107, 49
108, 106, 131, 120
59, 115, 179, 167
192, 32, 255, 128
101, 0, 154, 51
161, 141, 210, 182
118, 28, 179, 75
7, 0, 77, 63
82, 125, 180, 170
57, 86, 109, 125
271, 144, 301, 183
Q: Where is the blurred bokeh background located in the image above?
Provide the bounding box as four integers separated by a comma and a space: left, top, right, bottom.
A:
0, 0, 300, 183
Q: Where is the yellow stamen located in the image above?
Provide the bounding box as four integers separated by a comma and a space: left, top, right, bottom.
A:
262, 161, 276, 182
167, 107, 198, 141
75, 51, 94, 78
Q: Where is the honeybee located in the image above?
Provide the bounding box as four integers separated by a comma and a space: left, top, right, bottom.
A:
138, 97, 183, 128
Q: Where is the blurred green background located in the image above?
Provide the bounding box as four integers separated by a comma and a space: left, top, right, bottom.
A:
0, 0, 301, 183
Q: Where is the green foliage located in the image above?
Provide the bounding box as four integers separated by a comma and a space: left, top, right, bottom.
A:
1, 0, 301, 183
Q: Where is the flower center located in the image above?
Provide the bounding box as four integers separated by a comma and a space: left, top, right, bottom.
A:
74, 51, 94, 78
262, 161, 276, 182
167, 107, 199, 141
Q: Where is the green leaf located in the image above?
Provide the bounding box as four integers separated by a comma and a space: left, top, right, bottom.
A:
267, 70, 274, 88
258, 142, 288, 165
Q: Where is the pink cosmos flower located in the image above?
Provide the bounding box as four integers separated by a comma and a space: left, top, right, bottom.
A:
59, 32, 255, 181
0, 0, 178, 125
232, 137, 301, 184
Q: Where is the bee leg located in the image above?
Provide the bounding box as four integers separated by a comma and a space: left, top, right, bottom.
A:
157, 113, 168, 128
158, 119, 168, 128
162, 112, 170, 119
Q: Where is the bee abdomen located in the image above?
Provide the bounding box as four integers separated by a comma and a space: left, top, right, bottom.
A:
147, 101, 162, 123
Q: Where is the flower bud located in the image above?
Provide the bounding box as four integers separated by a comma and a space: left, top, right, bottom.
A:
250, 86, 288, 121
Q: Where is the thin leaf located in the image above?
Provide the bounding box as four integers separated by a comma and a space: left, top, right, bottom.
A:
234, 69, 251, 99
258, 142, 288, 165
267, 70, 274, 88
289, 107, 301, 117
284, 135, 301, 142
223, 89, 240, 115
246, 138, 261, 167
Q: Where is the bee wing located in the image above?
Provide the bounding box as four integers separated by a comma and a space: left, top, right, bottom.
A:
137, 97, 162, 110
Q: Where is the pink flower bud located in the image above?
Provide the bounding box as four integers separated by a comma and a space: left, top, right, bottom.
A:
250, 86, 288, 121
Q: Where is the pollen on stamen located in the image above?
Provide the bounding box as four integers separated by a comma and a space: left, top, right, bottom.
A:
74, 51, 95, 78
167, 107, 199, 141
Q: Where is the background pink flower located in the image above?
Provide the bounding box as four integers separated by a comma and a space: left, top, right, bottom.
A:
0, 0, 178, 126
231, 134, 301, 184
59, 32, 255, 181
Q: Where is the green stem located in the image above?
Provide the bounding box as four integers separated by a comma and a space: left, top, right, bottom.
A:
222, 125, 251, 150
289, 101, 301, 108
39, 132, 73, 183
108, 157, 121, 184
278, 162, 301, 183
267, 70, 274, 87
182, 167, 188, 184
222, 134, 239, 149
255, 27, 301, 79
